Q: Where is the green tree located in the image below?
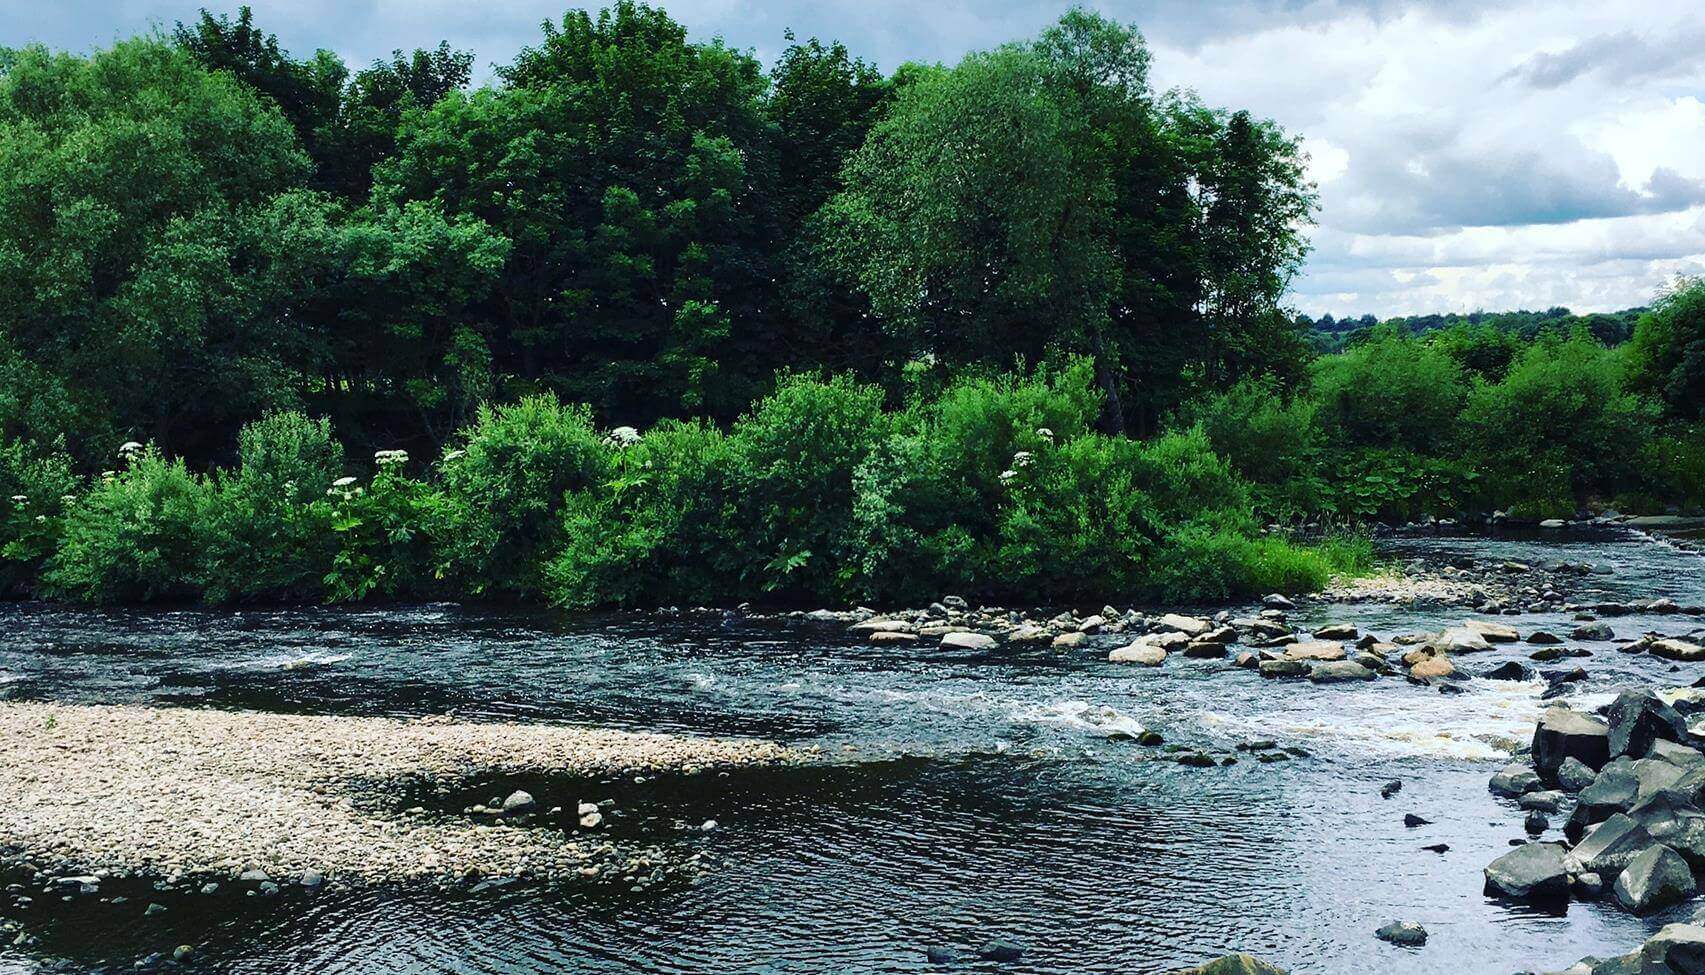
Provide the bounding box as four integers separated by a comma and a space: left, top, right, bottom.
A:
1628, 277, 1705, 420
0, 39, 312, 460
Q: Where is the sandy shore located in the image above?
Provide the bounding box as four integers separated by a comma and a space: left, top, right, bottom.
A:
0, 701, 790, 886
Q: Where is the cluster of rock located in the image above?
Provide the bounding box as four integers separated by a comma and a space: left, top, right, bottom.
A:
1482, 689, 1705, 973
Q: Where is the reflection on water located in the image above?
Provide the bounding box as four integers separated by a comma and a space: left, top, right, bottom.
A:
0, 527, 1701, 974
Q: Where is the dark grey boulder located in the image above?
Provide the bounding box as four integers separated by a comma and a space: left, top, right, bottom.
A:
1613, 844, 1697, 914
1533, 707, 1611, 780
1481, 661, 1532, 681
1519, 790, 1565, 812
1605, 690, 1689, 761
978, 940, 1024, 963
1637, 923, 1705, 974
924, 946, 962, 964
1574, 622, 1615, 640
1566, 814, 1655, 878
1558, 757, 1598, 793
1483, 842, 1570, 902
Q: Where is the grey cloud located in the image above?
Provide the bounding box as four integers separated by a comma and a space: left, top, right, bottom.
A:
1503, 28, 1705, 89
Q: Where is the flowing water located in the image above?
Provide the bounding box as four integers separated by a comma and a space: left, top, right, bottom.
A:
1, 528, 1704, 974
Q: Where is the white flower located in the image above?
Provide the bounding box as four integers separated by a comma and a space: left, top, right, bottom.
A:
332, 476, 358, 488
443, 449, 466, 462
374, 449, 409, 466
998, 469, 1017, 483
9, 495, 25, 504
100, 470, 116, 480
603, 426, 642, 448
1012, 451, 1033, 468
118, 441, 143, 455
1035, 427, 1054, 442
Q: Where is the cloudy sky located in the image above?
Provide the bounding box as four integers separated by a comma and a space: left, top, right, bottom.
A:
11, 0, 1705, 317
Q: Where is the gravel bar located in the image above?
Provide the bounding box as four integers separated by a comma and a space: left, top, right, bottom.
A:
0, 701, 791, 885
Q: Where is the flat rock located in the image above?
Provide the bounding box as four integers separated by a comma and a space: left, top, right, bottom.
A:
1374, 921, 1427, 947
1109, 644, 1167, 666
1465, 619, 1521, 642
1158, 614, 1214, 637
1484, 842, 1570, 901
1313, 623, 1358, 640
1174, 955, 1289, 975
1653, 639, 1705, 663
1307, 661, 1376, 683
941, 632, 997, 651
1490, 763, 1542, 797
1566, 814, 1654, 877
1284, 640, 1347, 662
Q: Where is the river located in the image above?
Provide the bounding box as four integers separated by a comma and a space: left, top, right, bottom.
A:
1, 528, 1702, 974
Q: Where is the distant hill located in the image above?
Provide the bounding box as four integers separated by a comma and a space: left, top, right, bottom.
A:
1297, 306, 1646, 352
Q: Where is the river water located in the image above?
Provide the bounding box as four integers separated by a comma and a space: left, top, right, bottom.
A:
1, 528, 1703, 974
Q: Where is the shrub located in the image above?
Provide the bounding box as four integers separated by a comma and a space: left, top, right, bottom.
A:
546, 419, 740, 609
1317, 446, 1477, 521
43, 447, 215, 603
0, 439, 78, 594
318, 467, 445, 603
1181, 378, 1323, 519
1627, 278, 1705, 421
437, 395, 610, 596
728, 373, 892, 597
1311, 326, 1468, 452
201, 412, 343, 602
1462, 335, 1655, 515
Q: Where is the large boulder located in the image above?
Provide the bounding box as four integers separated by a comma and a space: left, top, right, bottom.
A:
1565, 814, 1655, 878
1435, 627, 1494, 654
1410, 655, 1456, 680
1558, 757, 1598, 793
1173, 955, 1289, 975
1614, 844, 1697, 914
1605, 690, 1690, 761
1533, 707, 1611, 780
941, 632, 998, 650
1484, 842, 1570, 902
1652, 639, 1705, 663
1637, 923, 1705, 974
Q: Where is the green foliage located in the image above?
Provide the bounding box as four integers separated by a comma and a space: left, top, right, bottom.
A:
1628, 277, 1705, 421
1182, 378, 1323, 518
0, 439, 77, 593
1462, 335, 1655, 516
438, 396, 610, 596
200, 412, 342, 603
42, 449, 216, 603
317, 466, 443, 603
1310, 326, 1467, 452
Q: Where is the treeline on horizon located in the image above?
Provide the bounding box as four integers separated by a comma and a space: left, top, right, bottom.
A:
0, 2, 1701, 608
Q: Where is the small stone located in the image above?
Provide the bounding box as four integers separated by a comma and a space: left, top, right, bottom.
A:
1374, 921, 1427, 947
978, 940, 1024, 962
1404, 814, 1430, 827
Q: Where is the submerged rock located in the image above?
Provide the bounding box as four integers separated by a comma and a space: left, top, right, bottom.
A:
977, 940, 1024, 962
1374, 921, 1427, 947
1176, 955, 1289, 975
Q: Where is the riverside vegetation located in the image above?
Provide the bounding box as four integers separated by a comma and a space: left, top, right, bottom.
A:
0, 3, 1702, 611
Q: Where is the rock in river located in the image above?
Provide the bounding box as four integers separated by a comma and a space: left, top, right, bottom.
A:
501, 790, 536, 814
1565, 814, 1654, 877
941, 632, 997, 651
1533, 707, 1611, 779
1307, 661, 1375, 683
1614, 844, 1697, 914
1374, 921, 1427, 947
1605, 689, 1689, 760
1109, 644, 1167, 666
1483, 842, 1570, 901
1284, 641, 1347, 662
1557, 757, 1597, 793
1176, 955, 1289, 975
1158, 614, 1213, 637
1489, 763, 1541, 797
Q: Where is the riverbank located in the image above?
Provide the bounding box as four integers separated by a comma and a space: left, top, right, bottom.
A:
0, 702, 791, 891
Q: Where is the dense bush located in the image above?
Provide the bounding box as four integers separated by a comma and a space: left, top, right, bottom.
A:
42, 449, 216, 603
0, 439, 77, 594
1462, 335, 1653, 516
1628, 278, 1705, 420
1183, 378, 1323, 519
1311, 327, 1467, 453
437, 396, 609, 596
